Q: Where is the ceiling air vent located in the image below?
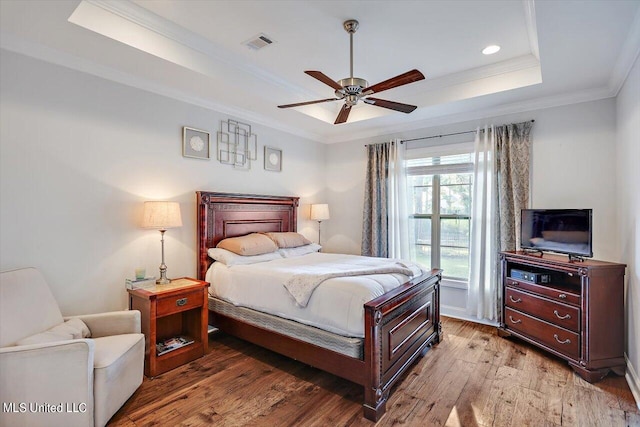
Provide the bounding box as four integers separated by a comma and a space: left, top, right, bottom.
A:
244, 33, 275, 50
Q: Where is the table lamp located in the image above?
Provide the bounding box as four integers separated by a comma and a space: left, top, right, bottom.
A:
310, 204, 330, 245
142, 201, 182, 285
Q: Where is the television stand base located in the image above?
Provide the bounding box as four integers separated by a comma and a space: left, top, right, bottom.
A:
568, 254, 585, 262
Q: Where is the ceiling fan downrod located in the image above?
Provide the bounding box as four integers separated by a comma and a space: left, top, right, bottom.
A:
338, 19, 368, 106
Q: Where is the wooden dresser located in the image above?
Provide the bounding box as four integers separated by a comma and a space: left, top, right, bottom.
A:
498, 251, 626, 382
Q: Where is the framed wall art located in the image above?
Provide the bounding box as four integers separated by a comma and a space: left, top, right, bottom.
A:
264, 146, 282, 172
183, 127, 210, 160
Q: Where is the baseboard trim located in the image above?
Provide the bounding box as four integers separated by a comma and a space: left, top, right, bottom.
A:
626, 354, 640, 410
441, 305, 499, 327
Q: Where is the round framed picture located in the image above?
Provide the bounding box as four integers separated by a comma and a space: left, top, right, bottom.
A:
264, 146, 282, 172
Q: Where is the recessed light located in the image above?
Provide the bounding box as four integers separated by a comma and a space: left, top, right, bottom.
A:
482, 45, 501, 55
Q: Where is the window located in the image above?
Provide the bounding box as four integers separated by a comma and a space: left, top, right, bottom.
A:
407, 147, 474, 285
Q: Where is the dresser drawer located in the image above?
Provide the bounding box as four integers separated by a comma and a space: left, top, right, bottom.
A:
156, 290, 204, 317
505, 288, 580, 332
505, 307, 579, 359
505, 277, 580, 306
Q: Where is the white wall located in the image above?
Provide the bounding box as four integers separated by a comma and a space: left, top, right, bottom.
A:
616, 53, 640, 400
0, 50, 326, 315
325, 98, 618, 259
325, 98, 619, 318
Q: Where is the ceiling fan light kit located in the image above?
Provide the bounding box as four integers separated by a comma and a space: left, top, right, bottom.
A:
278, 19, 425, 124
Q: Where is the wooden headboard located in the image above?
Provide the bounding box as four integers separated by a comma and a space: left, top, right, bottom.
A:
196, 192, 300, 280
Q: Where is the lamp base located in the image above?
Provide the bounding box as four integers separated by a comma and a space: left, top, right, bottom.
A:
156, 261, 170, 285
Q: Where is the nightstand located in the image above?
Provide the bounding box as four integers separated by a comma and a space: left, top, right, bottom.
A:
127, 277, 210, 377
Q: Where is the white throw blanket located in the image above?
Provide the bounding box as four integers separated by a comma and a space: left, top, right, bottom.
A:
284, 262, 414, 307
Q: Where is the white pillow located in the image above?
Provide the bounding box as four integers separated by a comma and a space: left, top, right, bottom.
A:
16, 318, 91, 346
208, 247, 282, 266
278, 243, 322, 258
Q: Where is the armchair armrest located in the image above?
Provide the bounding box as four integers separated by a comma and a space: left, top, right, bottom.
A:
0, 340, 95, 427
65, 310, 141, 337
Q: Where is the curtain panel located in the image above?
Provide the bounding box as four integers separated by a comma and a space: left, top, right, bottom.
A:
388, 140, 411, 260
362, 142, 391, 257
467, 120, 533, 322
467, 126, 499, 321
496, 121, 533, 251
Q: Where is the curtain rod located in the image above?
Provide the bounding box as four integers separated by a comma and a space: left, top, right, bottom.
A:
400, 119, 535, 143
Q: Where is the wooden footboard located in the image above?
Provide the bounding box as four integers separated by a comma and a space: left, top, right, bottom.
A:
363, 269, 442, 420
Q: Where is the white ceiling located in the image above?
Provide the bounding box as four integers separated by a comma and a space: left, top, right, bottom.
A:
1, 0, 639, 143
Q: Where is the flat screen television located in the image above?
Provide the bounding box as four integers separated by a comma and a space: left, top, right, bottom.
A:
520, 209, 593, 259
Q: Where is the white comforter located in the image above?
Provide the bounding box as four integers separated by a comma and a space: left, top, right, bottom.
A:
206, 252, 424, 338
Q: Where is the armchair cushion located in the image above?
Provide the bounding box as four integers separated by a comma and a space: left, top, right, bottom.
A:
16, 318, 91, 346
93, 334, 145, 427
66, 311, 141, 337
0, 267, 64, 347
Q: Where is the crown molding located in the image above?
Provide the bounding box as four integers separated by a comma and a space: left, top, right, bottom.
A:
609, 4, 640, 95
81, 0, 319, 99
0, 37, 324, 143
522, 0, 540, 60
324, 85, 615, 144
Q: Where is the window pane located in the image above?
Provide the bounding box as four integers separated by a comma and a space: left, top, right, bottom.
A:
440, 173, 472, 215
411, 217, 432, 245
441, 246, 470, 280
408, 175, 433, 214
440, 217, 470, 248
414, 244, 431, 269
440, 217, 470, 279
410, 217, 431, 269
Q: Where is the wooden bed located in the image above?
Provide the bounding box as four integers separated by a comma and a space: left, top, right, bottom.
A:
196, 191, 442, 421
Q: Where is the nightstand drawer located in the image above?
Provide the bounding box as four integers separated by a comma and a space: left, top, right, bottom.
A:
506, 287, 580, 332
156, 290, 203, 317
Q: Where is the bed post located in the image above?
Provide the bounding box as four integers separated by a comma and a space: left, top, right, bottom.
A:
363, 306, 386, 421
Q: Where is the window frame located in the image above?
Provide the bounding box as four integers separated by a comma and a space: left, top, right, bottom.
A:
406, 142, 474, 287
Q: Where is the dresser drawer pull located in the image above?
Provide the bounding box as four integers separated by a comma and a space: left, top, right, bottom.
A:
553, 334, 571, 345
553, 310, 571, 320
558, 294, 567, 299
176, 298, 188, 306
508, 316, 522, 324
508, 280, 519, 286
509, 295, 522, 303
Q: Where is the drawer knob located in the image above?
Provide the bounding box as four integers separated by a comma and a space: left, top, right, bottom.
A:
176, 298, 188, 306
508, 316, 522, 324
553, 334, 571, 345
558, 294, 567, 299
553, 310, 571, 320
509, 295, 522, 303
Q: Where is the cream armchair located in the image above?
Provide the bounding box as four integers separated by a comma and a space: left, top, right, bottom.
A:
0, 267, 145, 427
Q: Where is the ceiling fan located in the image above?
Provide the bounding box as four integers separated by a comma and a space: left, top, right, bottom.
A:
278, 19, 425, 125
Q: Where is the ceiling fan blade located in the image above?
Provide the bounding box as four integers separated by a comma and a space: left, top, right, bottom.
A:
364, 97, 417, 113
278, 98, 340, 109
334, 104, 352, 124
305, 71, 343, 91
365, 69, 425, 95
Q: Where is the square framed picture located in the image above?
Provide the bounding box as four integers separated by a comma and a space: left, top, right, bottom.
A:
264, 146, 282, 172
183, 127, 210, 160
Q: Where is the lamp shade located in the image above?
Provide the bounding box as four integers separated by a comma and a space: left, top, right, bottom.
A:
310, 204, 330, 221
141, 201, 182, 229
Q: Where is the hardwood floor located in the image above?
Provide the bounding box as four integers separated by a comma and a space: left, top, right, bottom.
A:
109, 317, 639, 426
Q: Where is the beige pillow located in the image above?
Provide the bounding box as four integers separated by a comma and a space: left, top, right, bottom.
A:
217, 233, 278, 256
264, 232, 311, 248
16, 318, 91, 346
